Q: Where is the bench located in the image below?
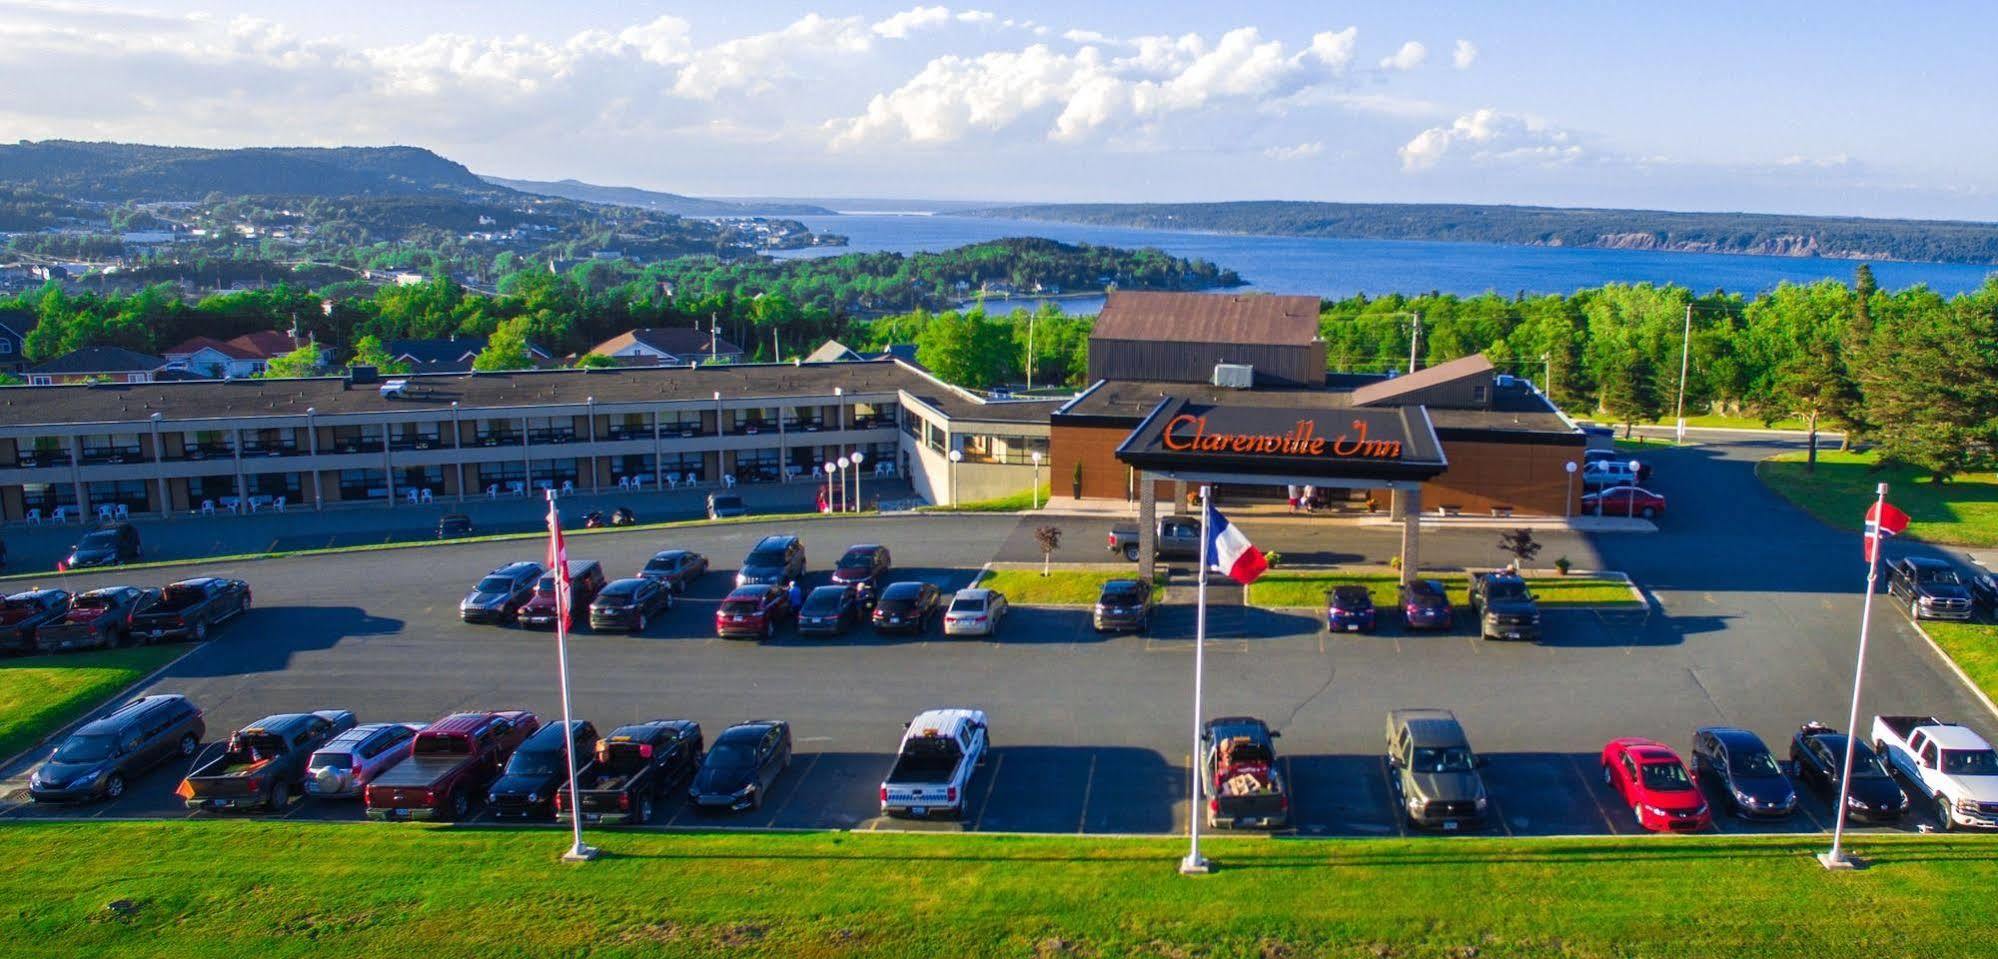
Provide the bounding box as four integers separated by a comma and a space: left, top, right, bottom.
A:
1490, 505, 1515, 518
1436, 504, 1463, 517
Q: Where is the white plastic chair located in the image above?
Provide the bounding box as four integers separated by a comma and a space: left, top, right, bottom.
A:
114, 503, 130, 520
98, 504, 114, 521
683, 472, 698, 488
199, 500, 215, 515
561, 480, 575, 495
509, 481, 527, 497
25, 508, 40, 525
664, 473, 678, 489
420, 488, 434, 504
617, 476, 631, 491
486, 484, 500, 501
723, 473, 737, 489
631, 474, 645, 490
274, 496, 286, 513
406, 489, 420, 505
51, 506, 67, 524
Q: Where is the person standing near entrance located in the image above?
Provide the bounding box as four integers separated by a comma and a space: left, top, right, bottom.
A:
1287, 484, 1300, 513
1302, 485, 1317, 513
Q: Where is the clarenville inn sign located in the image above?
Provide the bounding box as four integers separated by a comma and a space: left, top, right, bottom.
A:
1160, 413, 1404, 461
1119, 399, 1447, 487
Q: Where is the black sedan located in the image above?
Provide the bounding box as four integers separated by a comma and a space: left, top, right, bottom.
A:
62, 523, 141, 570
437, 513, 474, 539
1790, 722, 1909, 822
688, 720, 791, 812
797, 584, 862, 636
1691, 726, 1798, 820
1399, 579, 1454, 631
588, 578, 672, 633
871, 581, 942, 634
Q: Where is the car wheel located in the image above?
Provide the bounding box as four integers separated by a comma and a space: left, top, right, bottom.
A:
761, 622, 773, 642
636, 795, 654, 825
1910, 599, 1922, 621
1602, 763, 1612, 786
1123, 544, 1139, 562
450, 790, 471, 822
269, 780, 290, 811
1936, 796, 1956, 833
104, 773, 125, 800
1632, 802, 1645, 827
193, 621, 209, 643
178, 733, 198, 757
1640, 506, 1657, 519
632, 614, 647, 635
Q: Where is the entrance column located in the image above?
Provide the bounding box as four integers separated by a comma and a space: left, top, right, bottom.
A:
1172, 480, 1187, 516
1395, 486, 1422, 586
1137, 472, 1158, 584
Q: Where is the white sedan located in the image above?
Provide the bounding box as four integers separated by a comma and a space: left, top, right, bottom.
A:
942, 588, 1009, 637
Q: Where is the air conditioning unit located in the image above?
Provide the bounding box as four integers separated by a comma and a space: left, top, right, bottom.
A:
1212, 363, 1255, 389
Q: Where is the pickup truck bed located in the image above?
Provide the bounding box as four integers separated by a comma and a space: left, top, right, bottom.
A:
1875, 715, 1944, 744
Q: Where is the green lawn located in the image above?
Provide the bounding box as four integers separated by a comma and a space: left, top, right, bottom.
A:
919, 484, 1050, 513
1634, 412, 1810, 431
1759, 449, 1998, 546
1249, 571, 1640, 609
1918, 621, 1998, 706
1, 823, 1994, 958
0, 645, 188, 760
975, 567, 1163, 605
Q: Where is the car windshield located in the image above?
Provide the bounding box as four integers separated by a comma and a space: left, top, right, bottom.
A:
1729, 748, 1782, 777
720, 599, 761, 615
707, 742, 756, 768
644, 555, 679, 571
72, 593, 115, 610
1639, 761, 1693, 791
1102, 589, 1141, 605
1844, 741, 1889, 778
745, 549, 785, 567
1331, 588, 1370, 607
801, 590, 846, 614
1918, 567, 1961, 585
53, 733, 116, 763
837, 551, 875, 570
311, 751, 353, 770
1942, 748, 1998, 776
599, 582, 638, 599
1483, 580, 1527, 600
475, 577, 515, 593
950, 597, 985, 613
78, 531, 119, 548
505, 748, 566, 777
1409, 746, 1474, 773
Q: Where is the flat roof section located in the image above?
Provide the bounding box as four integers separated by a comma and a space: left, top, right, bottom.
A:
1054, 376, 1578, 439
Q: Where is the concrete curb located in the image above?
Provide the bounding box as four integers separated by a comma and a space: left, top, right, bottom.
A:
0, 641, 210, 773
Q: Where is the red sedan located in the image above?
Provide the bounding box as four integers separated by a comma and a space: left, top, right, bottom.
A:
1601, 737, 1710, 832
1581, 485, 1666, 519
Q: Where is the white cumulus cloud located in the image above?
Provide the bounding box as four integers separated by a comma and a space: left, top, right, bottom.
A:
1379, 40, 1426, 71
1452, 39, 1477, 70
1263, 141, 1324, 160
1399, 108, 1581, 171
673, 13, 872, 100
872, 6, 952, 39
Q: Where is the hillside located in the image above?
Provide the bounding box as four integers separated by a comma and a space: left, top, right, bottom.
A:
0, 141, 496, 201
483, 176, 834, 217
973, 200, 1998, 265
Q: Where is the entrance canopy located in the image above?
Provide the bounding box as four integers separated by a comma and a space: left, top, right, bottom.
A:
1113, 397, 1449, 490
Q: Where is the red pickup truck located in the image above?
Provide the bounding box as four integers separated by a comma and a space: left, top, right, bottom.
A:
363, 710, 538, 821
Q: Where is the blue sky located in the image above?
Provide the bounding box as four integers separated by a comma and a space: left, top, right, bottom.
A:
4, 0, 1995, 218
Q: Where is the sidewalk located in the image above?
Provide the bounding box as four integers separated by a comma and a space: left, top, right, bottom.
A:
1027, 497, 1654, 533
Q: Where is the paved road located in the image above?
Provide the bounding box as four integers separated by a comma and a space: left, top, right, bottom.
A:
3, 428, 1990, 838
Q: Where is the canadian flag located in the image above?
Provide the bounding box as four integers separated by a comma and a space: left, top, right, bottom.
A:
546, 500, 571, 626
1864, 500, 1909, 564
1204, 501, 1268, 585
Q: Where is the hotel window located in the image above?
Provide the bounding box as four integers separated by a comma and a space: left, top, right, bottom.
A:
609, 454, 654, 478
730, 407, 777, 435
337, 469, 388, 500
923, 420, 946, 454
84, 480, 150, 514
661, 452, 704, 483
21, 482, 78, 516
661, 410, 704, 436
476, 419, 523, 446
526, 416, 577, 444
605, 412, 650, 441
530, 458, 581, 489
854, 401, 898, 429
734, 447, 781, 483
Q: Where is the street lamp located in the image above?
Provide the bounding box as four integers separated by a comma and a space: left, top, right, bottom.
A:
823, 461, 836, 514
1563, 460, 1577, 519
947, 448, 963, 507
1030, 450, 1043, 510
849, 450, 866, 512
1627, 459, 1642, 520
838, 456, 851, 512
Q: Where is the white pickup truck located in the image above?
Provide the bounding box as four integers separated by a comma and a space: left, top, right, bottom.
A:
879, 708, 988, 819
1871, 714, 1998, 831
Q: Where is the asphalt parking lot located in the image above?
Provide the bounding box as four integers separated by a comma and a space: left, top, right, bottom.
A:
2, 430, 1993, 838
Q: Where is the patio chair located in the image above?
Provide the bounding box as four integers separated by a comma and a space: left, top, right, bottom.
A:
114, 503, 130, 520
274, 496, 286, 513
200, 500, 215, 515
420, 489, 434, 504
25, 508, 40, 525
631, 474, 645, 490
406, 489, 421, 505
486, 484, 500, 500
561, 480, 575, 495
617, 476, 631, 491
723, 474, 737, 489
664, 473, 678, 489
683, 472, 698, 488
98, 504, 115, 522
51, 506, 68, 524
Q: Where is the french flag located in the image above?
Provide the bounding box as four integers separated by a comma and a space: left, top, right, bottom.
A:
1863, 500, 1909, 564
1205, 501, 1268, 585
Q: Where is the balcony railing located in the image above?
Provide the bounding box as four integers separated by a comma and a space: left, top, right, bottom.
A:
661, 422, 707, 438
850, 415, 895, 431
18, 450, 74, 468
782, 418, 826, 432
527, 429, 578, 445
176, 443, 234, 461
239, 441, 301, 457
727, 421, 773, 437
475, 433, 526, 447
79, 447, 145, 465
388, 436, 444, 451
602, 425, 650, 442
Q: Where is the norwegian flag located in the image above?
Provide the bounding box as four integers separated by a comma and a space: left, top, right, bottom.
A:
545, 498, 572, 628
1864, 500, 1910, 564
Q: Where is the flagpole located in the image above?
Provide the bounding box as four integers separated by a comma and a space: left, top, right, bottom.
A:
1180, 483, 1212, 875
549, 490, 595, 863
1821, 481, 1888, 871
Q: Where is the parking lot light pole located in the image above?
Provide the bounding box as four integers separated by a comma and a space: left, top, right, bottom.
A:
838, 456, 851, 511
823, 461, 836, 513
1180, 484, 1213, 876
1563, 461, 1577, 519
1627, 460, 1641, 520
1031, 451, 1042, 510
850, 450, 866, 512
1822, 481, 1890, 871
947, 449, 963, 507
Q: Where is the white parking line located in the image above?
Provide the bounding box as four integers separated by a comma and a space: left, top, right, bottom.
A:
760, 752, 820, 826
1075, 753, 1098, 834
970, 752, 1004, 832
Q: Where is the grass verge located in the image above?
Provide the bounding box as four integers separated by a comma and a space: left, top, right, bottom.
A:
974, 567, 1164, 605
1249, 571, 1640, 609
0, 645, 189, 761
1630, 412, 1810, 431
0, 823, 1994, 959
1758, 449, 1998, 547
1916, 620, 1998, 708
917, 484, 1050, 513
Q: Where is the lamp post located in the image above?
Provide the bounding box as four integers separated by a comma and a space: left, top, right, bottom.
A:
838, 456, 851, 512
850, 450, 866, 512
1674, 303, 1692, 445
1563, 460, 1577, 519
1030, 450, 1043, 510
947, 448, 963, 507
1627, 459, 1642, 520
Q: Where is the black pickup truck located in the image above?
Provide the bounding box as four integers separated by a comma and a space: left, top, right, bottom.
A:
131, 578, 252, 643
1468, 571, 1541, 642
178, 709, 356, 811
557, 720, 705, 826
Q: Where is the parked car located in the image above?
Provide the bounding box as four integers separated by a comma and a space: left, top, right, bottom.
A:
1789, 722, 1908, 822
1965, 559, 1998, 615
1601, 737, 1711, 832
437, 513, 474, 539
736, 534, 805, 587
130, 577, 250, 643
1585, 449, 1652, 483
304, 722, 421, 799
639, 549, 708, 594
1199, 716, 1289, 830
706, 493, 751, 520
1467, 571, 1540, 642
589, 577, 671, 633
1092, 579, 1157, 634
60, 523, 141, 570
1871, 714, 1998, 831
943, 587, 1009, 637
880, 708, 988, 819
689, 720, 792, 812
459, 561, 544, 624
716, 585, 792, 640
831, 545, 892, 605
1108, 516, 1202, 562
1691, 726, 1798, 820
517, 560, 607, 630
179, 710, 357, 811
872, 581, 943, 634
29, 694, 205, 803
0, 587, 69, 654
797, 584, 863, 636
558, 720, 704, 826
1385, 708, 1489, 831
365, 710, 540, 821
1580, 461, 1640, 491
1886, 556, 1975, 622
488, 720, 599, 820
1399, 579, 1454, 631
35, 586, 158, 653
1324, 585, 1377, 633
1581, 486, 1667, 519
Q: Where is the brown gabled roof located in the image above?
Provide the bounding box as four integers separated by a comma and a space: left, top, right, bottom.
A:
1089, 291, 1321, 346
1349, 353, 1495, 407
164, 336, 260, 360
592, 327, 745, 358
226, 330, 304, 359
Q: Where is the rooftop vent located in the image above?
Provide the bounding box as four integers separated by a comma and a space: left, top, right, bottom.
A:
1212, 363, 1255, 389
349, 364, 379, 385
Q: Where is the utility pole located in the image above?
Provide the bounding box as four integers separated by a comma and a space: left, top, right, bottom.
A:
1674, 303, 1693, 445
1026, 310, 1036, 393
1540, 353, 1553, 397
709, 314, 718, 365
772, 327, 780, 363
1408, 313, 1423, 374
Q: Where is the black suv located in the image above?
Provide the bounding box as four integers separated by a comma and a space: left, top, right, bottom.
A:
29, 694, 205, 802
1092, 579, 1156, 633
62, 523, 141, 570
460, 561, 545, 623
488, 720, 599, 820
1691, 727, 1797, 820
871, 581, 942, 634
736, 535, 806, 587
831, 545, 892, 605
1887, 556, 1974, 621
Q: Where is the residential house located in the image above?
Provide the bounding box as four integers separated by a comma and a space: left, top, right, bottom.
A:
26, 346, 166, 385
590, 327, 746, 366
387, 335, 553, 374
0, 308, 36, 375
162, 330, 324, 379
